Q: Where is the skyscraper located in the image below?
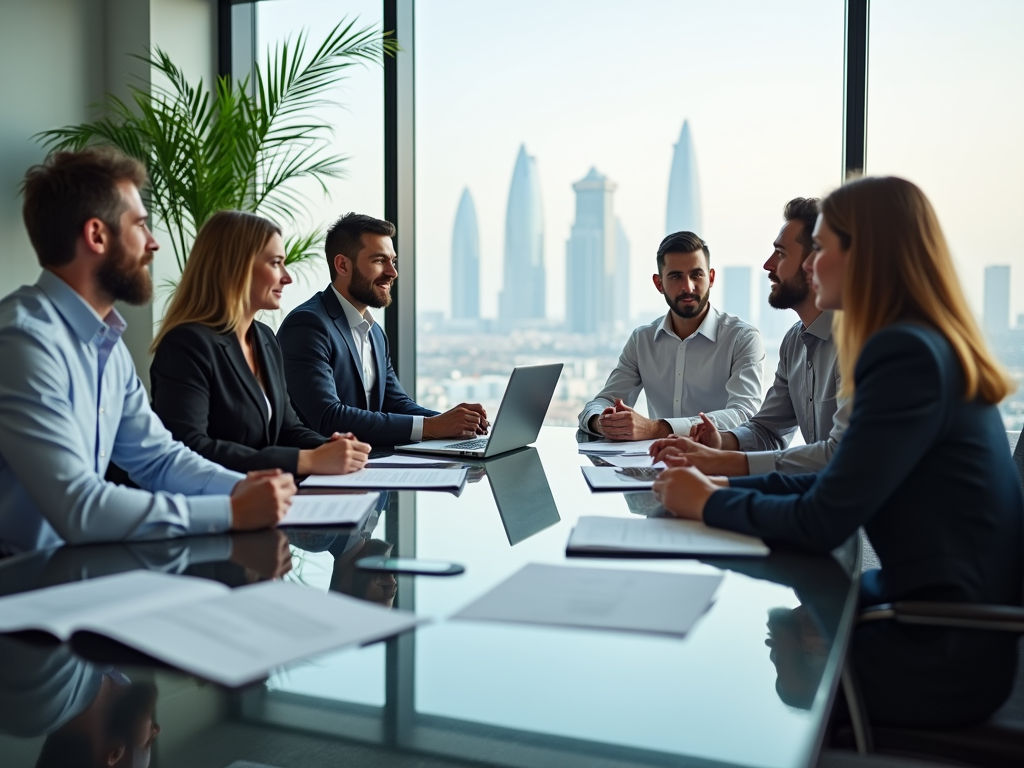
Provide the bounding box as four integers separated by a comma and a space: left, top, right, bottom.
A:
721, 266, 752, 323
499, 144, 546, 321
450, 188, 480, 319
666, 119, 703, 236
565, 168, 616, 334
984, 265, 1011, 335
615, 218, 631, 328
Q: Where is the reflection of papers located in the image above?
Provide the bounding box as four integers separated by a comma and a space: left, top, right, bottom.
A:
281, 493, 380, 527
600, 455, 666, 469
578, 439, 657, 455
454, 563, 723, 638
366, 455, 461, 468
300, 468, 468, 491
582, 466, 660, 490
568, 516, 769, 557
0, 572, 422, 687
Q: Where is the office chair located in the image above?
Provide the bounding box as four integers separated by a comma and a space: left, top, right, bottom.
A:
837, 434, 1024, 767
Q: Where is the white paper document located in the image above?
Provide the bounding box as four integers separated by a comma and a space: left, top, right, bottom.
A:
366, 455, 460, 468
578, 439, 658, 455
567, 516, 770, 557
300, 467, 468, 491
281, 493, 380, 526
0, 571, 422, 687
581, 465, 662, 490
454, 563, 723, 638
599, 455, 667, 469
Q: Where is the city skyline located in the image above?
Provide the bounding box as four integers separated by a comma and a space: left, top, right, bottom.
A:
451, 188, 480, 319
498, 144, 546, 322
565, 167, 619, 334
666, 119, 703, 237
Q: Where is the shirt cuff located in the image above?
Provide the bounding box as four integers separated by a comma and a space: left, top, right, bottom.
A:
206, 469, 245, 496
664, 417, 698, 436
579, 407, 603, 435
410, 416, 424, 442
186, 496, 233, 536
729, 425, 757, 452
745, 451, 778, 476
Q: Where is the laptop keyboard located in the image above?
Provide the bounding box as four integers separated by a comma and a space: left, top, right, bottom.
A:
446, 438, 490, 451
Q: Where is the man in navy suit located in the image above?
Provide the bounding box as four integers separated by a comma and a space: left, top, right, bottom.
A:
278, 213, 488, 445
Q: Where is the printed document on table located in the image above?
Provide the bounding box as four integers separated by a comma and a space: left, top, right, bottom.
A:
0, 571, 423, 687
578, 439, 658, 455
281, 493, 380, 526
600, 455, 667, 469
582, 466, 662, 490
300, 467, 468, 491
453, 563, 723, 638
366, 455, 461, 468
567, 516, 770, 557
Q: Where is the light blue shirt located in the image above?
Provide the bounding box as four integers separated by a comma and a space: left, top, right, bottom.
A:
579, 305, 765, 435
0, 271, 242, 554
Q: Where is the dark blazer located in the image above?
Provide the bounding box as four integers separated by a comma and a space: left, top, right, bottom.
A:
277, 286, 437, 444
150, 321, 326, 474
704, 323, 1024, 726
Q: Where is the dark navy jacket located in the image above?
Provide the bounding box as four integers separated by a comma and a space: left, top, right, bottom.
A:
277, 287, 437, 445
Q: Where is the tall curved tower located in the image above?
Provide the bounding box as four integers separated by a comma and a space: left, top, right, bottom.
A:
666, 119, 703, 236
499, 144, 546, 321
451, 188, 480, 319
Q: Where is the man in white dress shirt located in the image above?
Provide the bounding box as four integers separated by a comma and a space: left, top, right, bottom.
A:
579, 231, 765, 441
651, 199, 849, 474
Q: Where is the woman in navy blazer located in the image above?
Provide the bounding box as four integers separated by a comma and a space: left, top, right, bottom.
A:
651, 177, 1023, 728
151, 211, 370, 476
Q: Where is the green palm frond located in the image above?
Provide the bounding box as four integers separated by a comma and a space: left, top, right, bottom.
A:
36, 17, 397, 275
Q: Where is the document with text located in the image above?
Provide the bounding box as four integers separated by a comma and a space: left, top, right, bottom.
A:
0, 571, 422, 687
581, 465, 662, 490
300, 467, 468, 491
567, 516, 770, 557
366, 455, 462, 468
454, 563, 723, 638
281, 493, 380, 527
578, 439, 658, 455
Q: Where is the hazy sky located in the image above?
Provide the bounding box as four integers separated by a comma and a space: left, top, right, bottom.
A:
257, 0, 1024, 324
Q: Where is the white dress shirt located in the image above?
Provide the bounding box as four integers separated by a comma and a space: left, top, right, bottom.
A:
728, 311, 850, 475
331, 286, 423, 441
579, 305, 765, 436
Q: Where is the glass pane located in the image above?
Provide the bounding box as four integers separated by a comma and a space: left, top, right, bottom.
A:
415, 0, 845, 425
256, 0, 386, 329
867, 0, 1024, 430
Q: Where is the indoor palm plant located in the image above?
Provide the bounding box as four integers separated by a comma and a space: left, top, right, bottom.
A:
39, 18, 397, 274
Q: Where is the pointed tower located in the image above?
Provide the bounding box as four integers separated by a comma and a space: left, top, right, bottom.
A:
499, 145, 546, 321
451, 188, 480, 319
666, 120, 703, 236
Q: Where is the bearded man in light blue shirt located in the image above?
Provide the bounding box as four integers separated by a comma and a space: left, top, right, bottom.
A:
0, 148, 295, 555
579, 231, 765, 441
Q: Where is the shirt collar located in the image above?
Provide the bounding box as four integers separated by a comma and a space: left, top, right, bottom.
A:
331, 285, 374, 330
656, 304, 721, 343
36, 270, 127, 346
802, 310, 834, 341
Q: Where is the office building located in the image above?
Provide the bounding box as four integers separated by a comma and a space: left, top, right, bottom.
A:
450, 188, 480, 320
499, 144, 546, 322
614, 218, 631, 328
565, 167, 617, 334
665, 119, 703, 236
720, 266, 753, 323
984, 265, 1011, 335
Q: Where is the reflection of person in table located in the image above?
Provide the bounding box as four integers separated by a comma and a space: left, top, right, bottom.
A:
0, 637, 159, 768
652, 177, 1024, 728
766, 606, 828, 710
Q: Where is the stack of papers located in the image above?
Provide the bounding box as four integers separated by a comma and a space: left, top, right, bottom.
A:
567, 516, 769, 557
0, 572, 422, 687
453, 563, 723, 638
581, 465, 662, 490
281, 493, 380, 527
366, 455, 462, 469
578, 439, 658, 455
300, 467, 468, 492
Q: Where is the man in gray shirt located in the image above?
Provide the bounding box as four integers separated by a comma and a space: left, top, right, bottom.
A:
652, 199, 848, 474
579, 231, 764, 441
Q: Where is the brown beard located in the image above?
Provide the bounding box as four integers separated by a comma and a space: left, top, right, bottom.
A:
97, 235, 153, 305
348, 263, 392, 309
767, 270, 810, 310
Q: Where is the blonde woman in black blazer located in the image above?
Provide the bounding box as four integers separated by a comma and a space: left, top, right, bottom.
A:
151, 211, 369, 475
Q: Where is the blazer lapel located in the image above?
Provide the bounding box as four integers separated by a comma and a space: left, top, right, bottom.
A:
321, 287, 372, 409
215, 333, 270, 436
372, 322, 387, 410
255, 328, 285, 440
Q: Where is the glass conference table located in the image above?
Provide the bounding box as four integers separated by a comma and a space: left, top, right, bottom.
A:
0, 427, 861, 768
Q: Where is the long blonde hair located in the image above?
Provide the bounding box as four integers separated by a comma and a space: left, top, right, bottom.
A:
822, 176, 1011, 403
152, 211, 281, 352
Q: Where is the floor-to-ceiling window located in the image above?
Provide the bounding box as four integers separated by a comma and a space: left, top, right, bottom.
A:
414, 0, 845, 426
866, 0, 1024, 429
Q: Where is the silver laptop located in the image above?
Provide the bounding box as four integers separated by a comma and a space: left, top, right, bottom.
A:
396, 363, 563, 458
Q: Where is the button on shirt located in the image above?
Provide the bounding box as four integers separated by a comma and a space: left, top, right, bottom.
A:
579, 305, 765, 435
331, 286, 423, 441
728, 311, 850, 475
0, 271, 243, 554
